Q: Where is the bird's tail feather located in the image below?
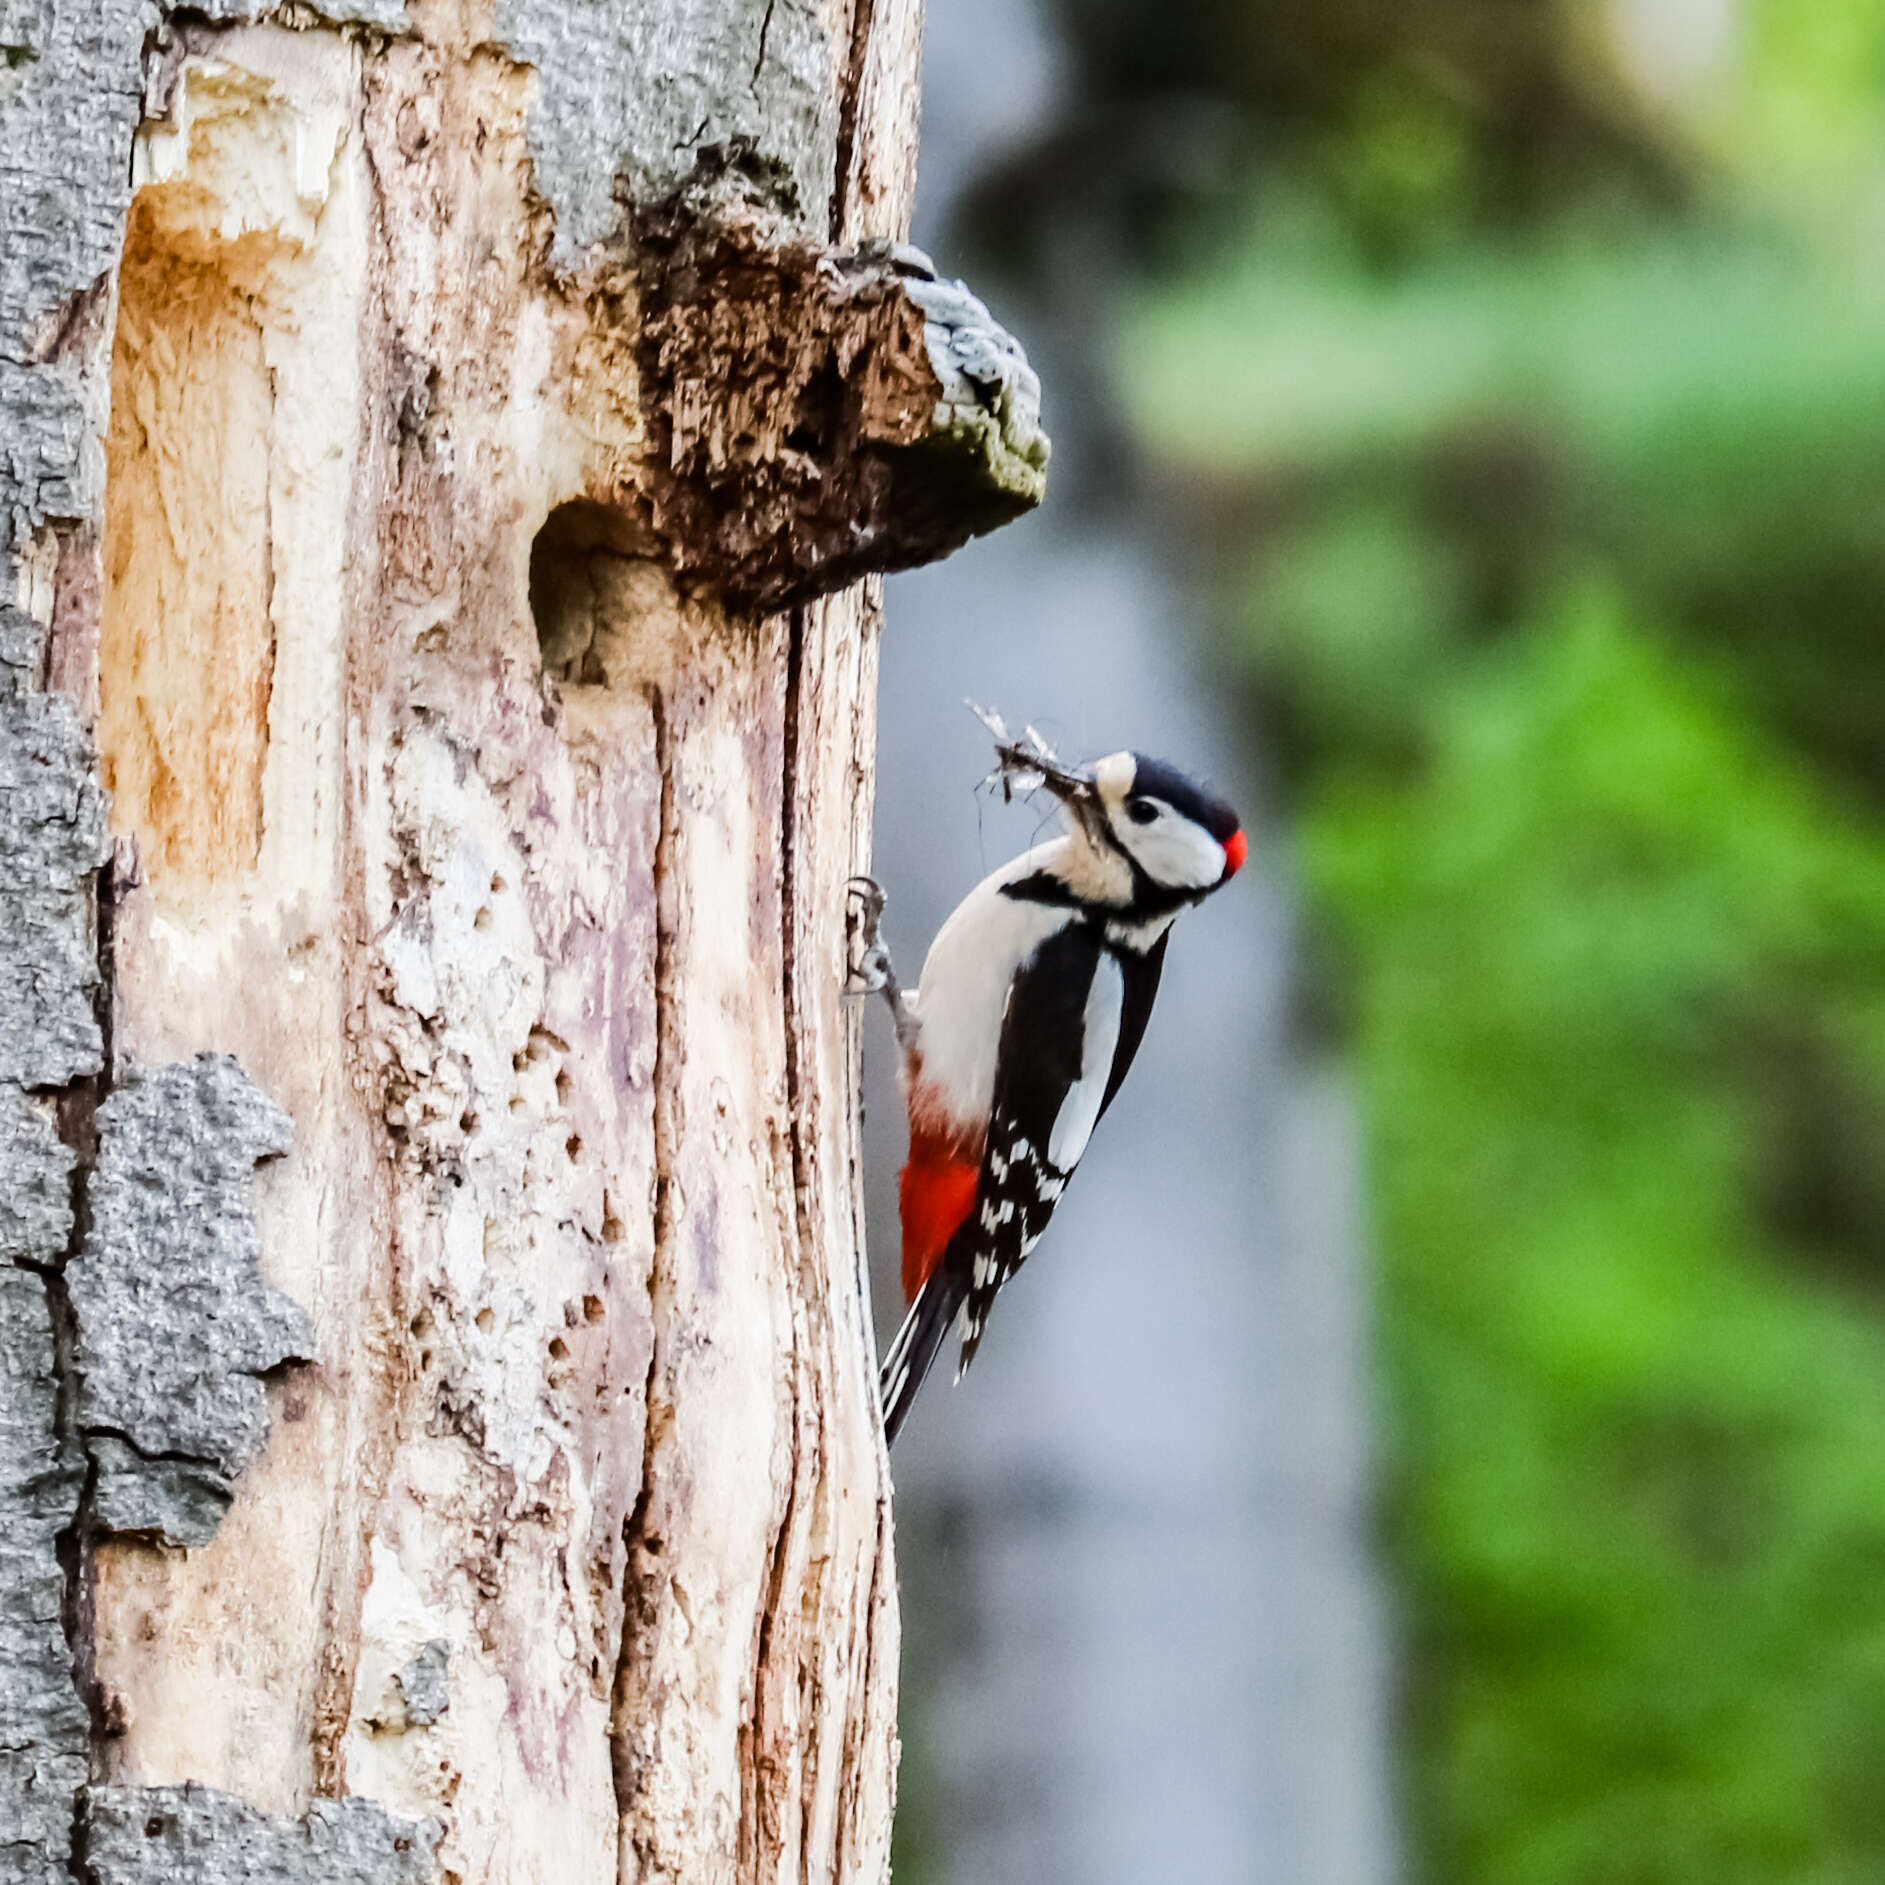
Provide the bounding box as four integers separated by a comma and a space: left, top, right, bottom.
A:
879, 1272, 964, 1448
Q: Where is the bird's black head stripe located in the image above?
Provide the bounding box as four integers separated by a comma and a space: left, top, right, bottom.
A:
1128, 755, 1240, 843
1000, 870, 1084, 908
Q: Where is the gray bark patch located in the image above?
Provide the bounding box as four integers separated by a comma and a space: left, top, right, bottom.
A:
494, 0, 836, 258
0, 0, 55, 64
0, 603, 45, 683
0, 0, 146, 534
394, 1640, 450, 1728
0, 1091, 89, 1885
0, 1083, 75, 1265
82, 1784, 436, 1883
0, 686, 110, 1090
67, 1057, 313, 1547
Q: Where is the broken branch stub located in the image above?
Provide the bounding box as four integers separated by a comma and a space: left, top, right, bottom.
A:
632, 184, 1049, 609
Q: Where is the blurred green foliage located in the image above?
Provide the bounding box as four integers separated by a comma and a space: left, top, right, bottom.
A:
1130, 206, 1885, 792
1099, 4, 1885, 1877
1315, 606, 1885, 1879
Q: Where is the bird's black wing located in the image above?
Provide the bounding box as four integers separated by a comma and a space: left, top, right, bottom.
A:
1100, 930, 1168, 1117
954, 923, 1118, 1373
880, 929, 1162, 1444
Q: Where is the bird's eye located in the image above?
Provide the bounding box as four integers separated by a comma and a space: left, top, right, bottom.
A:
1125, 797, 1160, 825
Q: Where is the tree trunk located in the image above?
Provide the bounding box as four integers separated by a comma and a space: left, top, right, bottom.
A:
0, 5, 1045, 1882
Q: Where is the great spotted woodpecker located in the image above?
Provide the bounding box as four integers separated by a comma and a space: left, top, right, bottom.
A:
851, 721, 1244, 1445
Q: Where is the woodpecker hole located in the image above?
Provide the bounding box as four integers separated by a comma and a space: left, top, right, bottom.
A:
530, 499, 659, 687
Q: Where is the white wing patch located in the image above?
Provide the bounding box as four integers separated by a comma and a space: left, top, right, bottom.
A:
1047, 952, 1124, 1171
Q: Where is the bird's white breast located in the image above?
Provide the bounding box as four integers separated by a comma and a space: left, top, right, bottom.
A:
911, 840, 1074, 1127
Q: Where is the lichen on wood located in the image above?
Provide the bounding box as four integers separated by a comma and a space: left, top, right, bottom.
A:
905, 266, 1050, 507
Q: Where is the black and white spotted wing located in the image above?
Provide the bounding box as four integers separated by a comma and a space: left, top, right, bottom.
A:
953, 924, 1169, 1373
879, 925, 1171, 1444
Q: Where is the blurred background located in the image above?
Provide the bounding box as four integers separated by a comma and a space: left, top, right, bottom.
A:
867, 0, 1885, 1880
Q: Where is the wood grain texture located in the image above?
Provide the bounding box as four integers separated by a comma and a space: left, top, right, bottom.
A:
2, 1, 943, 1879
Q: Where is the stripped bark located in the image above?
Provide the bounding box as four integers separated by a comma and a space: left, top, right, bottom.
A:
0, 2, 1047, 1880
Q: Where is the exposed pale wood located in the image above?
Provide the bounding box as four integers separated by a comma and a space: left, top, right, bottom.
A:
0, 0, 964, 1880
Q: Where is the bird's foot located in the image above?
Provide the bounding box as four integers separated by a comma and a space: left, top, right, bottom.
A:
846, 876, 919, 1053
844, 876, 893, 995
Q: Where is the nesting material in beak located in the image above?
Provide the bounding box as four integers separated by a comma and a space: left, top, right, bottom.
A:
971, 703, 1098, 824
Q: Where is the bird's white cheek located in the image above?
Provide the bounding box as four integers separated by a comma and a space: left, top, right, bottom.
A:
1130, 820, 1227, 890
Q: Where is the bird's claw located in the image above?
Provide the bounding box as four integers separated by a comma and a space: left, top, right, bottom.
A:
845, 876, 891, 994
847, 874, 887, 926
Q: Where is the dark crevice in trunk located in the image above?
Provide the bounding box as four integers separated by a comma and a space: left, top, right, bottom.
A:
739, 604, 819, 1871
750, 0, 776, 96
778, 605, 817, 1259
830, 0, 878, 242
834, 1483, 892, 1877
612, 685, 678, 1867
